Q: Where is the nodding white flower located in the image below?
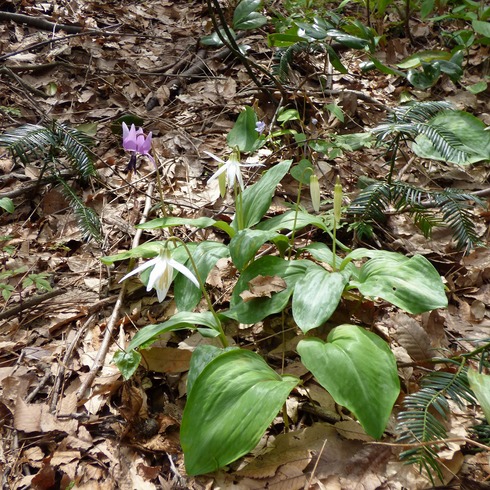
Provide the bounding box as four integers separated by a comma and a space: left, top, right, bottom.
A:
119, 247, 199, 302
205, 149, 263, 192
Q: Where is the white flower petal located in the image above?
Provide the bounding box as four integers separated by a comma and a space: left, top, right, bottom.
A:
170, 259, 200, 288
203, 150, 225, 164
119, 256, 159, 283
208, 162, 229, 183
147, 257, 169, 292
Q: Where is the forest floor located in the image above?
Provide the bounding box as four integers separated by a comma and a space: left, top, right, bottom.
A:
0, 0, 489, 489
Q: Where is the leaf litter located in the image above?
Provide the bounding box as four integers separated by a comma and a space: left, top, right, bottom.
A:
0, 0, 489, 488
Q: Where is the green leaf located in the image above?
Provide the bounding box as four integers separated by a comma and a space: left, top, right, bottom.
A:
181, 349, 299, 475
256, 210, 330, 233
201, 27, 237, 47
349, 252, 448, 314
227, 256, 309, 323
100, 241, 168, 265
466, 81, 488, 94
127, 311, 220, 352
267, 33, 305, 47
290, 159, 313, 185
468, 369, 490, 421
187, 345, 239, 394
234, 160, 292, 230
233, 0, 267, 30
292, 267, 350, 332
113, 349, 142, 380
174, 242, 229, 311
0, 197, 14, 214
297, 325, 400, 438
473, 20, 490, 37
227, 106, 260, 152
229, 229, 279, 271
413, 110, 490, 164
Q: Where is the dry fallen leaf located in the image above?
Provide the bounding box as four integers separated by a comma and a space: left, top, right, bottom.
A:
240, 275, 287, 302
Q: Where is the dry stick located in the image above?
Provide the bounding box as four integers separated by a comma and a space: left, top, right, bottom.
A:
50, 314, 96, 412
76, 182, 155, 401
374, 437, 490, 452
0, 289, 66, 322
0, 11, 86, 34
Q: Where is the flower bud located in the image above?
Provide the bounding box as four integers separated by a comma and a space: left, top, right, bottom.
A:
309, 174, 320, 213
334, 175, 342, 224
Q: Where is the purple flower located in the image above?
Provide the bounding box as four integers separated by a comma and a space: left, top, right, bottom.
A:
255, 121, 266, 134
122, 122, 154, 165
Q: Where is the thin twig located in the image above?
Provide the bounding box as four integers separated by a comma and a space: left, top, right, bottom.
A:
50, 314, 96, 412
0, 289, 66, 322
76, 183, 155, 401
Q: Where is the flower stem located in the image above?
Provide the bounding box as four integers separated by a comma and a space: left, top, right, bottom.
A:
168, 237, 228, 347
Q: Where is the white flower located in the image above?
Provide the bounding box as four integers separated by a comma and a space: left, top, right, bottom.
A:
204, 150, 263, 191
119, 247, 199, 302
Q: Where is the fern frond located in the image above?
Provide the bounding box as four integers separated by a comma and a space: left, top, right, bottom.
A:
374, 101, 470, 164
396, 366, 477, 483
54, 122, 96, 177
348, 181, 392, 221
57, 177, 102, 242
435, 190, 485, 252
0, 124, 57, 165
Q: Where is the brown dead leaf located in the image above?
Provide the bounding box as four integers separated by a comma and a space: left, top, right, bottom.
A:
140, 347, 192, 373
389, 312, 433, 361
240, 275, 287, 302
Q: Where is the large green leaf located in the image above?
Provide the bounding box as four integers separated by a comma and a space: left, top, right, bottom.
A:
413, 110, 490, 164
227, 256, 309, 323
292, 267, 350, 333
187, 345, 239, 394
181, 349, 299, 475
297, 325, 400, 438
127, 311, 220, 352
137, 216, 235, 238
349, 252, 447, 314
229, 229, 279, 271
233, 0, 267, 30
468, 369, 490, 422
234, 160, 292, 230
227, 106, 260, 152
174, 242, 229, 311
256, 209, 330, 232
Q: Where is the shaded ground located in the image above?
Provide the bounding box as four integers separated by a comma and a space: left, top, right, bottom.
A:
0, 0, 490, 488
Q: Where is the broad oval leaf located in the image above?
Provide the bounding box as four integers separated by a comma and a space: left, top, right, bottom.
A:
181, 349, 299, 475
227, 256, 309, 323
233, 0, 267, 30
187, 345, 239, 394
350, 252, 447, 314
127, 311, 220, 352
292, 267, 349, 332
229, 229, 279, 271
468, 369, 490, 422
256, 209, 329, 233
297, 325, 400, 438
227, 106, 259, 152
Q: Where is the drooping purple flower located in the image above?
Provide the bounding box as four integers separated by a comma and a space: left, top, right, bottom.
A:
122, 122, 154, 165
255, 121, 266, 134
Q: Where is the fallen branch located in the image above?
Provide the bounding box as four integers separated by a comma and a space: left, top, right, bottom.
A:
0, 288, 66, 322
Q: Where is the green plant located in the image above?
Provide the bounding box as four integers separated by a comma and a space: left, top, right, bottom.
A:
348, 101, 487, 252
0, 266, 52, 302
395, 347, 490, 484
102, 106, 451, 477
0, 120, 101, 242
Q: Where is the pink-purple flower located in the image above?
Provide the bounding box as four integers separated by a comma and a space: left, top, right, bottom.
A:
122, 122, 154, 167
